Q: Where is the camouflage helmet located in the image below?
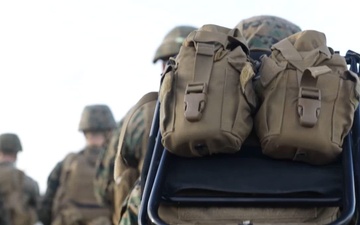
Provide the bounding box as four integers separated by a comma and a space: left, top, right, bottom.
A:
0, 133, 22, 153
236, 15, 301, 51
78, 104, 116, 132
153, 25, 197, 63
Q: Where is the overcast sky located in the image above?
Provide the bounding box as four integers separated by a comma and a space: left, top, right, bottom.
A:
0, 0, 359, 193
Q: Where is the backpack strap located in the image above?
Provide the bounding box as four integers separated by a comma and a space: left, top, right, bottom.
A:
52, 152, 79, 217
114, 92, 158, 180
59, 153, 77, 185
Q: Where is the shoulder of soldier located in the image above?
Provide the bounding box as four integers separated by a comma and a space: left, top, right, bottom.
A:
127, 96, 157, 130
57, 151, 80, 163
62, 151, 81, 170
64, 151, 81, 162
0, 165, 25, 182
23, 173, 40, 196
47, 152, 78, 183
1, 166, 39, 197
23, 173, 38, 187
125, 92, 158, 123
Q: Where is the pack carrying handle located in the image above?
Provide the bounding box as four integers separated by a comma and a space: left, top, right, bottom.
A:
297, 66, 331, 127
273, 38, 331, 72
193, 31, 228, 48
192, 29, 248, 53
227, 28, 249, 54
60, 153, 77, 185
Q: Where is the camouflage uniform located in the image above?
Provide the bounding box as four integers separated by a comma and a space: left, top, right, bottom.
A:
118, 179, 140, 225
117, 25, 197, 225
94, 98, 158, 225
0, 162, 40, 206
119, 17, 302, 225
39, 105, 116, 225
115, 98, 157, 223
94, 119, 124, 225
0, 133, 40, 225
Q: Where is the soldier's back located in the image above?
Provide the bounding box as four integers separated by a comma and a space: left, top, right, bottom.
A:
51, 148, 111, 225
0, 161, 39, 225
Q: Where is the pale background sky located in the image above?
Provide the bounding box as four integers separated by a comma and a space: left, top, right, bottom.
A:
0, 0, 359, 193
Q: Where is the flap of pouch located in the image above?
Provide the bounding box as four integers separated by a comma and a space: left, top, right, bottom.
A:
258, 56, 286, 88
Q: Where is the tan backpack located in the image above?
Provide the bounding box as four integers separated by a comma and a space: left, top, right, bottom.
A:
159, 24, 257, 157
0, 165, 37, 225
254, 30, 360, 165
52, 150, 111, 225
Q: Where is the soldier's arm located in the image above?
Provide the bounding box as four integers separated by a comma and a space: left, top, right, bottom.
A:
38, 161, 63, 225
121, 108, 145, 169
94, 143, 116, 206
118, 181, 141, 225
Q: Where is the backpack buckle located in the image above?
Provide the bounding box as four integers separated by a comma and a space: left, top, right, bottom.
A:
297, 87, 321, 127
184, 83, 207, 122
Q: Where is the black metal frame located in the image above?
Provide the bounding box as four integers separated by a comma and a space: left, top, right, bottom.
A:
347, 50, 360, 225
139, 50, 360, 225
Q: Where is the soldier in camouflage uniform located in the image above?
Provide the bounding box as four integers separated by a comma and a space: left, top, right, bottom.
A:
94, 28, 199, 211
110, 26, 197, 225
0, 133, 40, 225
118, 16, 303, 225
39, 105, 116, 225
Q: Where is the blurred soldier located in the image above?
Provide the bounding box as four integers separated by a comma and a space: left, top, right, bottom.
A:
153, 26, 198, 70
95, 25, 196, 225
0, 133, 40, 225
94, 25, 197, 225
118, 15, 303, 225
39, 104, 116, 225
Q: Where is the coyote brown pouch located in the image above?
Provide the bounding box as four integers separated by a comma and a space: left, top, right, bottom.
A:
255, 30, 360, 165
160, 24, 257, 157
